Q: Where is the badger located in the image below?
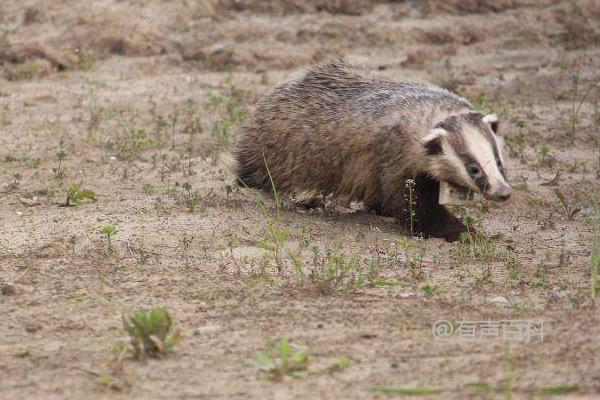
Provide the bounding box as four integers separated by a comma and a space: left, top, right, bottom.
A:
236, 60, 511, 241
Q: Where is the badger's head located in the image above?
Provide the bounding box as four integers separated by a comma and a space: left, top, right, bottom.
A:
421, 112, 511, 201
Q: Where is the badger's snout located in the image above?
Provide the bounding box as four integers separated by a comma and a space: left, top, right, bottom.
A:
486, 183, 511, 201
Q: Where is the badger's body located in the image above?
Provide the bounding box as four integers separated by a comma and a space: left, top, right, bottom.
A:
236, 60, 511, 241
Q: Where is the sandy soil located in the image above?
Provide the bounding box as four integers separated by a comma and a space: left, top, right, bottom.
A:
1, 0, 599, 399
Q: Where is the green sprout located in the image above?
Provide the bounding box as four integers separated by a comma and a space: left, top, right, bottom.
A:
54, 138, 68, 178
253, 338, 310, 381
538, 144, 550, 164
121, 307, 181, 358
100, 224, 118, 253
65, 184, 96, 206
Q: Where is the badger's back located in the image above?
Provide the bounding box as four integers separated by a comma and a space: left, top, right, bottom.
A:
235, 60, 472, 199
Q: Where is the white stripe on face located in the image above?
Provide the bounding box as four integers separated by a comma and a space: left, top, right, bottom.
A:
462, 126, 509, 194
491, 132, 506, 166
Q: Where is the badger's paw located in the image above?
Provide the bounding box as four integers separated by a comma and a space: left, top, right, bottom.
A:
426, 222, 468, 242
443, 229, 465, 242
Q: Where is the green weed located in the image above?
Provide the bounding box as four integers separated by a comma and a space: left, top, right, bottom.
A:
65, 183, 96, 206
568, 69, 597, 141
464, 382, 492, 394
368, 385, 440, 396
100, 224, 118, 254
54, 138, 68, 179
397, 236, 427, 279
8, 172, 22, 190
533, 384, 579, 396
206, 76, 247, 156
251, 154, 290, 273
420, 284, 440, 297
121, 307, 181, 358
253, 338, 310, 381
537, 144, 551, 164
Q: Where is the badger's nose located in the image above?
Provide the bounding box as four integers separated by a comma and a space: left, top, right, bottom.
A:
491, 183, 511, 201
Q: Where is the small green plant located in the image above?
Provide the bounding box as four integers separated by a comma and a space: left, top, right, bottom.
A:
179, 233, 194, 268
405, 179, 417, 235
368, 385, 440, 396
456, 210, 498, 262
568, 69, 597, 141
534, 263, 548, 288
107, 120, 156, 161
121, 307, 181, 358
206, 76, 247, 156
163, 182, 203, 213
312, 247, 361, 291
397, 236, 427, 278
65, 184, 97, 206
504, 250, 523, 285
456, 204, 496, 259
253, 338, 310, 381
181, 182, 201, 212
143, 183, 155, 194
329, 356, 351, 372
54, 138, 68, 178
464, 382, 492, 394
169, 110, 179, 150
534, 384, 579, 396
8, 172, 21, 190
253, 154, 290, 273
100, 224, 118, 254
537, 144, 550, 164
420, 284, 440, 297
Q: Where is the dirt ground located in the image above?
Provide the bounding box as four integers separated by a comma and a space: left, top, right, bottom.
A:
1, 0, 599, 399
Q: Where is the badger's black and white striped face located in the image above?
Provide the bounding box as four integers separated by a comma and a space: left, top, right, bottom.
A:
422, 112, 511, 201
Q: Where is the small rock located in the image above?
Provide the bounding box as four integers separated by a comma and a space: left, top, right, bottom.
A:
489, 296, 509, 305
19, 196, 41, 206
25, 323, 42, 333
13, 350, 30, 358
1, 284, 17, 296
359, 333, 377, 339
193, 325, 221, 335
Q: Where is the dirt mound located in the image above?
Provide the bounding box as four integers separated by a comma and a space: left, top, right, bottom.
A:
552, 0, 600, 49
0, 6, 172, 80
0, 35, 77, 80
65, 11, 170, 57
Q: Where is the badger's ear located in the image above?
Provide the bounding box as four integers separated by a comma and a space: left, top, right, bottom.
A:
483, 113, 499, 134
421, 128, 447, 155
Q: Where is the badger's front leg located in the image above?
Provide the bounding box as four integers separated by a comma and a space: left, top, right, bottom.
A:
373, 174, 467, 241
409, 175, 467, 242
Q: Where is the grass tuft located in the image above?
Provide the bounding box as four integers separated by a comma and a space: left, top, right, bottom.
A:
253, 338, 310, 381
121, 307, 181, 358
368, 385, 440, 396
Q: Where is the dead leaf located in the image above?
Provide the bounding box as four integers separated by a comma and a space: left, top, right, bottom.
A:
541, 171, 560, 186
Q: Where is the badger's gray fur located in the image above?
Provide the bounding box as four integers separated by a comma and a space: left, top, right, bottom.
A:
236, 60, 510, 241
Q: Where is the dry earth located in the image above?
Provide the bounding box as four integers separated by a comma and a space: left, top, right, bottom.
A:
1, 0, 599, 399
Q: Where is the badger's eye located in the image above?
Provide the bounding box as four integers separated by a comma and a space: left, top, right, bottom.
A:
467, 164, 481, 177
